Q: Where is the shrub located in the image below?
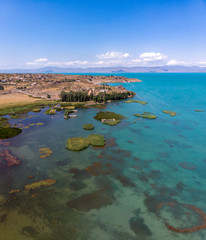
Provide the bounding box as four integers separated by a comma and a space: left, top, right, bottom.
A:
83, 124, 94, 130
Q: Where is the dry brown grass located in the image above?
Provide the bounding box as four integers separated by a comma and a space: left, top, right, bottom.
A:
0, 93, 37, 109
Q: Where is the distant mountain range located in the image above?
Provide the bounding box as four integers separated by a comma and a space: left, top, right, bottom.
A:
1, 66, 206, 73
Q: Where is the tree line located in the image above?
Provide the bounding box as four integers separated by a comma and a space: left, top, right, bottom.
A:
60, 90, 134, 103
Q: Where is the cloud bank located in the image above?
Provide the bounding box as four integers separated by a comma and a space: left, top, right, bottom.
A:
25, 52, 206, 68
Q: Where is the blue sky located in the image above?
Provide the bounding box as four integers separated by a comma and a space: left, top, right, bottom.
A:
0, 0, 206, 69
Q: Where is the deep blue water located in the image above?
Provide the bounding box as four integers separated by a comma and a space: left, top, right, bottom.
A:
1, 73, 206, 240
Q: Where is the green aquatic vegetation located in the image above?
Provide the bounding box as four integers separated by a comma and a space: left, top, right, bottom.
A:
0, 128, 22, 139
60, 102, 85, 108
45, 109, 57, 115
94, 111, 125, 121
125, 100, 148, 105
0, 101, 58, 117
87, 134, 105, 147
101, 119, 121, 126
32, 108, 41, 112
162, 110, 177, 116
66, 134, 105, 151
134, 114, 141, 117
87, 104, 107, 109
134, 112, 157, 119
54, 107, 62, 111
83, 124, 94, 130
142, 113, 157, 119
66, 137, 89, 151
24, 179, 56, 190
0, 117, 11, 128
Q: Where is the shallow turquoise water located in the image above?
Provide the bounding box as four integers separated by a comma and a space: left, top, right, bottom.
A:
1, 73, 206, 239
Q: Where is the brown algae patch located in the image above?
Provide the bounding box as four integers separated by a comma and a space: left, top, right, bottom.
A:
85, 162, 114, 176
39, 148, 54, 158
156, 202, 206, 233
67, 188, 115, 211
24, 179, 56, 191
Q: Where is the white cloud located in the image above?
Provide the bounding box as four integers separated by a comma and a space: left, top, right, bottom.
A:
139, 52, 168, 62
45, 60, 88, 66
34, 58, 48, 62
26, 58, 48, 65
166, 60, 193, 66
97, 51, 130, 59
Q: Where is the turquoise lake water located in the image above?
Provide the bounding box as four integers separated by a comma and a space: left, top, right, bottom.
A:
1, 73, 206, 239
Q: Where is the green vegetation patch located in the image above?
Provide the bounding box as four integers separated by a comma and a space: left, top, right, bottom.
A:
125, 100, 148, 105
45, 109, 57, 115
66, 134, 105, 151
32, 108, 41, 112
101, 119, 121, 126
0, 101, 58, 117
54, 107, 62, 111
134, 112, 157, 119
0, 128, 22, 139
66, 137, 89, 151
87, 104, 107, 109
162, 110, 177, 116
0, 117, 11, 128
94, 111, 125, 121
94, 111, 125, 126
83, 124, 94, 130
87, 134, 105, 147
